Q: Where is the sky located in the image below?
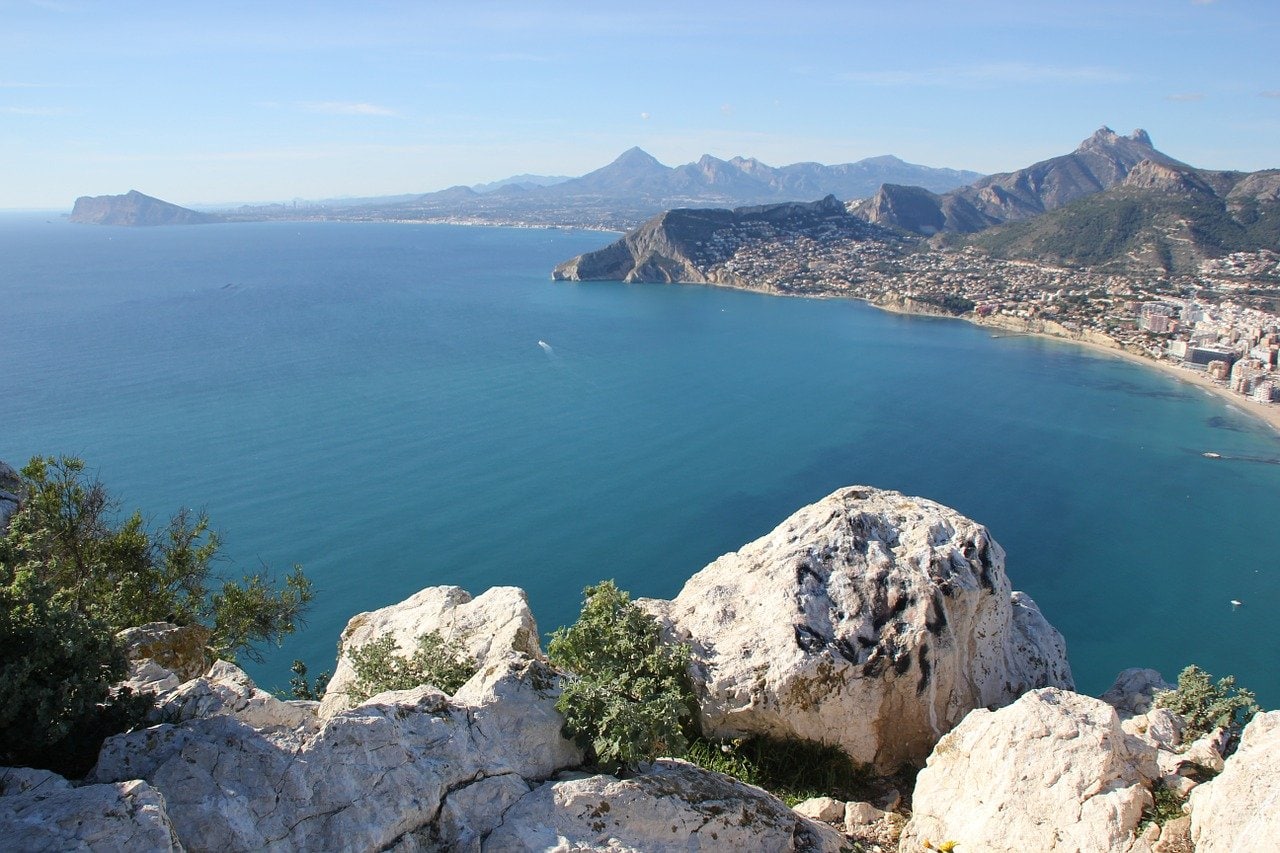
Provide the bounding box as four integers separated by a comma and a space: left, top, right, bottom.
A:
2, 0, 1278, 209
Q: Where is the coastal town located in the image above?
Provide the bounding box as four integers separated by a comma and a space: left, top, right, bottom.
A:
689, 224, 1280, 423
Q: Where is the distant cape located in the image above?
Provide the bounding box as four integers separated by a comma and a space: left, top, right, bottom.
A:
69, 190, 222, 226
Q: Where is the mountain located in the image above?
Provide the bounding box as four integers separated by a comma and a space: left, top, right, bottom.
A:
851, 128, 1175, 235
552, 195, 884, 283
312, 149, 984, 230
70, 190, 222, 226
964, 159, 1280, 274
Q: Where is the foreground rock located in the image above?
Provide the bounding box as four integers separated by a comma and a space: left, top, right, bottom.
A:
901, 688, 1157, 852
117, 622, 213, 693
644, 485, 1073, 770
0, 769, 181, 852
319, 584, 542, 717
484, 759, 845, 852
92, 654, 582, 850
1189, 710, 1280, 851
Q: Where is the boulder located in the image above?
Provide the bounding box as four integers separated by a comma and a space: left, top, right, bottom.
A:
117, 621, 213, 683
91, 648, 582, 850
1102, 668, 1173, 719
0, 772, 181, 852
319, 585, 542, 718
1189, 710, 1280, 851
482, 759, 846, 852
643, 486, 1073, 770
901, 688, 1158, 852
793, 795, 845, 823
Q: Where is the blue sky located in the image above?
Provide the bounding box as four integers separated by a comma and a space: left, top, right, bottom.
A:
2, 0, 1277, 209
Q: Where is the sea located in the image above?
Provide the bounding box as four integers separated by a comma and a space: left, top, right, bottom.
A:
2, 214, 1278, 707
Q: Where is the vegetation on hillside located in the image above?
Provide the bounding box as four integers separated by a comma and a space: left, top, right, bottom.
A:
345, 630, 477, 702
1156, 664, 1260, 741
0, 455, 313, 775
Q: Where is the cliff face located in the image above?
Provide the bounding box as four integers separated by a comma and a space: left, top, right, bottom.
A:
553, 194, 872, 284
69, 190, 222, 226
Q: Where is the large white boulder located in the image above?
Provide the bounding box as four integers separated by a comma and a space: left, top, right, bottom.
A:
901, 688, 1158, 852
319, 585, 542, 718
0, 769, 182, 852
482, 759, 846, 852
644, 486, 1073, 770
1189, 710, 1280, 851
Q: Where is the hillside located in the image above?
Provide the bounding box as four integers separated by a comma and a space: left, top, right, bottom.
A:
851, 127, 1175, 235
69, 190, 222, 226
964, 160, 1280, 274
552, 195, 893, 285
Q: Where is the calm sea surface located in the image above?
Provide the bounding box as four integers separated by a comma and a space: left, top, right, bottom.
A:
2, 215, 1278, 705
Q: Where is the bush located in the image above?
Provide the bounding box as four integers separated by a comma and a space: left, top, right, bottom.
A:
346, 630, 477, 702
548, 580, 694, 773
685, 735, 874, 807
1155, 664, 1261, 740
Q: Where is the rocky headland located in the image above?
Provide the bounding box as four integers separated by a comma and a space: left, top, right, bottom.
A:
2, 483, 1273, 851
69, 190, 223, 226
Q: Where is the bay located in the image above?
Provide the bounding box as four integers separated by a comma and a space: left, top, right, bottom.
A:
2, 215, 1277, 705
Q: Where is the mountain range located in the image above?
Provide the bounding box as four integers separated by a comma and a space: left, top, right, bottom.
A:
232, 149, 983, 230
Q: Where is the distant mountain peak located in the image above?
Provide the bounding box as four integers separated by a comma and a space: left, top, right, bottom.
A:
612, 146, 663, 167
1078, 126, 1155, 153
69, 190, 220, 226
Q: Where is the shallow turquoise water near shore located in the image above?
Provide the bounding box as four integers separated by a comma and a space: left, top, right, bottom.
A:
3, 215, 1278, 705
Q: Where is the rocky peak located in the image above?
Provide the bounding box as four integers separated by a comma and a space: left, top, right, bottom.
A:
609, 146, 664, 169
1122, 158, 1216, 194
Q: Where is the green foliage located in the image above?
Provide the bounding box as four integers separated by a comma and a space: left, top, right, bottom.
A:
1, 455, 313, 663
346, 630, 477, 702
548, 580, 694, 772
0, 454, 313, 775
685, 735, 874, 807
1155, 664, 1261, 740
1143, 784, 1186, 827
289, 659, 329, 701
0, 566, 151, 775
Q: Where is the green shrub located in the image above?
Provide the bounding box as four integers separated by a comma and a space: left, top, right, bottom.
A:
346, 630, 477, 702
288, 659, 329, 701
548, 580, 694, 773
1155, 664, 1261, 740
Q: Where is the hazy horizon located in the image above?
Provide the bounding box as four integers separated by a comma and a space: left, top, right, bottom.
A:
4, 0, 1278, 209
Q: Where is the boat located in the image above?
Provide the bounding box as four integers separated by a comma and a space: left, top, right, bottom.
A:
1203, 451, 1222, 459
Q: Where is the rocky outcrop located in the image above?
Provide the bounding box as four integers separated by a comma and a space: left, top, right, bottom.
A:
118, 621, 212, 686
1102, 668, 1174, 718
483, 759, 845, 852
552, 195, 876, 284
643, 485, 1072, 771
69, 190, 222, 226
0, 769, 181, 852
91, 655, 582, 850
319, 584, 542, 717
901, 688, 1157, 852
1189, 710, 1280, 851
0, 459, 20, 533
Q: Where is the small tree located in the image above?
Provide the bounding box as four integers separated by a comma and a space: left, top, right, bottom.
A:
0, 455, 314, 774
548, 580, 695, 773
1155, 664, 1261, 741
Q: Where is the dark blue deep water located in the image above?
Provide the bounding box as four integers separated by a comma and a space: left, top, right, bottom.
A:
3, 215, 1278, 705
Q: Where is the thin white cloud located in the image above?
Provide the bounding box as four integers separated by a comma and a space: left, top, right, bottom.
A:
1166, 92, 1205, 102
0, 106, 67, 115
840, 62, 1130, 87
1260, 91, 1280, 99
297, 101, 397, 117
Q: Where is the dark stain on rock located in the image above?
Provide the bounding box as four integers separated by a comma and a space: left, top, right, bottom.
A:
916, 644, 932, 694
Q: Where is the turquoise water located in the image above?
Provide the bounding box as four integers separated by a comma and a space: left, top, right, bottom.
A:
3, 215, 1278, 705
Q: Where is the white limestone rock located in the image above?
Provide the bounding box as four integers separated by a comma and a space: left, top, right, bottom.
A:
319, 585, 542, 718
149, 659, 316, 738
901, 688, 1158, 852
0, 775, 182, 852
643, 486, 1073, 770
793, 795, 845, 823
844, 800, 888, 827
482, 759, 846, 852
1189, 710, 1280, 851
117, 622, 212, 683
91, 653, 581, 850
